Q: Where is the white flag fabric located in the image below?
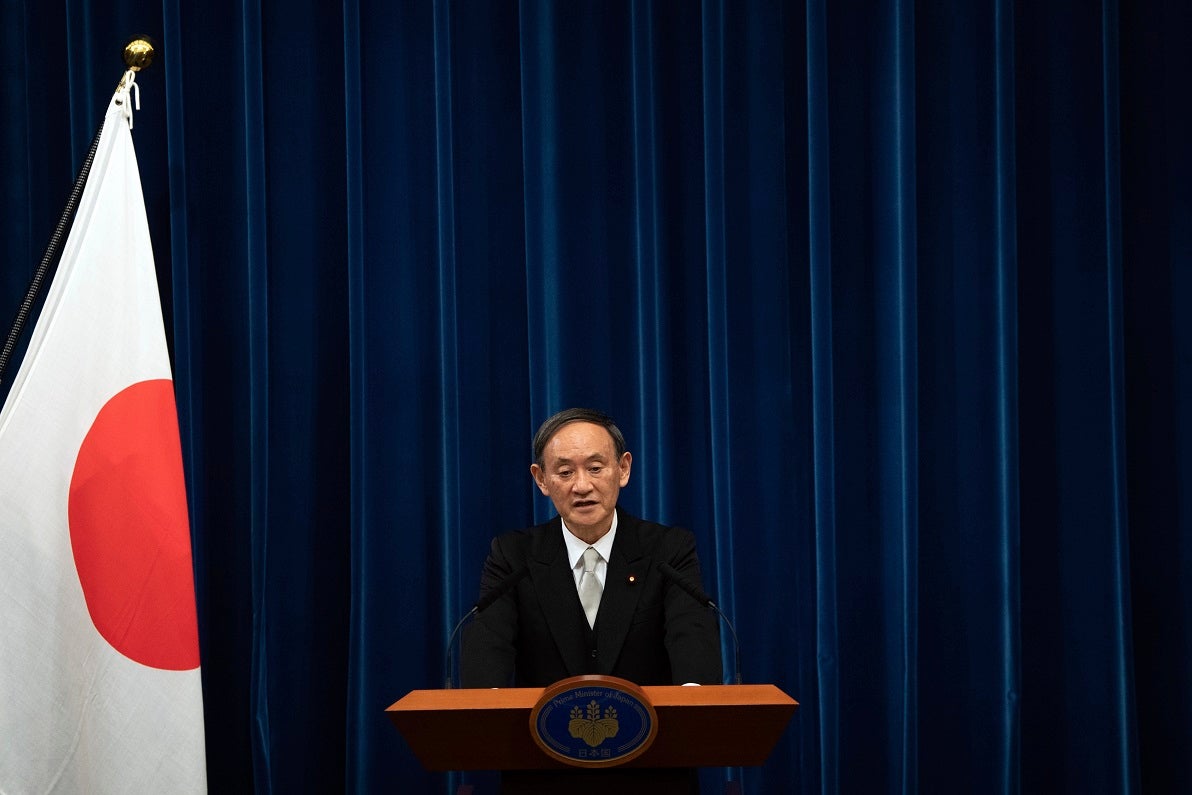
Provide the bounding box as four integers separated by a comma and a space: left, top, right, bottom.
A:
0, 77, 206, 793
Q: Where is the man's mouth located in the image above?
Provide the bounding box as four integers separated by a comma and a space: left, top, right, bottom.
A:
573, 500, 598, 509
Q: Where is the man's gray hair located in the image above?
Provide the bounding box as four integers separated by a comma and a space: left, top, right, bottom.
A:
532, 408, 627, 466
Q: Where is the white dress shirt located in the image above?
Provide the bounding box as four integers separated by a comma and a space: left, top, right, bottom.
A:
561, 512, 618, 592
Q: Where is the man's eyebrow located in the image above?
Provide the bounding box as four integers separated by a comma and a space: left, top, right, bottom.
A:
552, 453, 609, 466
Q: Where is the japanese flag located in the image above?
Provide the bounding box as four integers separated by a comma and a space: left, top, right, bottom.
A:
0, 77, 207, 792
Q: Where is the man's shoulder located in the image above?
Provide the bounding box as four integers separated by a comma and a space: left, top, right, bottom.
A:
616, 512, 697, 553
488, 518, 561, 559
487, 512, 695, 557
493, 517, 558, 541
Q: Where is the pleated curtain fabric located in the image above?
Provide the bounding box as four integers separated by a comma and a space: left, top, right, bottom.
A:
0, 1, 1188, 793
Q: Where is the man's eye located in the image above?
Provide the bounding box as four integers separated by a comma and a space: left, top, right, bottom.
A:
557, 470, 572, 478
590, 467, 603, 474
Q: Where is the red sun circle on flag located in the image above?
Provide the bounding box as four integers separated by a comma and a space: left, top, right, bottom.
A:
68, 379, 200, 671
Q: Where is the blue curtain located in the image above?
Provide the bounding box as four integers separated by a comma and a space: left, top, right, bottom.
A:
2, 1, 1189, 793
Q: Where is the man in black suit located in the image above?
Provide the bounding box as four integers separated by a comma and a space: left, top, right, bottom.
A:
460, 408, 721, 793
462, 407, 722, 688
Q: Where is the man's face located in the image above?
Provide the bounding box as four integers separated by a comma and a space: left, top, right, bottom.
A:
530, 421, 632, 542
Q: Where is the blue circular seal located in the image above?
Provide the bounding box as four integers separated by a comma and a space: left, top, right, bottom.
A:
529, 675, 658, 767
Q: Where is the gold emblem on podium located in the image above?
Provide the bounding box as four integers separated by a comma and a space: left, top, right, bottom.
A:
530, 675, 658, 767
568, 700, 620, 747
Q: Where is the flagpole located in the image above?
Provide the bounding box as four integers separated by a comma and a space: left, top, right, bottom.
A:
0, 36, 156, 386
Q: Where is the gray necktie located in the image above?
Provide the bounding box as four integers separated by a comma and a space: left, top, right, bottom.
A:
578, 547, 603, 628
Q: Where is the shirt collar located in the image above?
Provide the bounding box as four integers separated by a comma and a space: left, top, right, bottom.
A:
562, 511, 618, 569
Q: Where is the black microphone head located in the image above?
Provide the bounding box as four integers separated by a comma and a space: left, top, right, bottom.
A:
473, 565, 530, 613
658, 562, 714, 606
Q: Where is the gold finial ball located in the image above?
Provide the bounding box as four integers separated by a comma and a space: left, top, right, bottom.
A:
123, 37, 155, 71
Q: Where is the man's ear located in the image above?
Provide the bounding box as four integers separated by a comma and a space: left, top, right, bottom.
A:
530, 463, 549, 495
618, 451, 632, 487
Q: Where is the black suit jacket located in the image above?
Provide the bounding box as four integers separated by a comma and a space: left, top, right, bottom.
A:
461, 509, 722, 688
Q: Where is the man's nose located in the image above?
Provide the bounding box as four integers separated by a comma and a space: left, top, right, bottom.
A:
572, 471, 593, 492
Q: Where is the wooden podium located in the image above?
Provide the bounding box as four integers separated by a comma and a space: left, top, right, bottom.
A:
386, 681, 797, 772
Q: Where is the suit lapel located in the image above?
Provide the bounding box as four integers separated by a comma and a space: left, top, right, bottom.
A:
529, 518, 590, 676
594, 510, 646, 673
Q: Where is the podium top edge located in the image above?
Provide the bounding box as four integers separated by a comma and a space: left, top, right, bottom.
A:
386, 683, 797, 713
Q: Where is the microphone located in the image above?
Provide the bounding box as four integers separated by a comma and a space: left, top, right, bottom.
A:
473, 566, 530, 613
658, 562, 742, 684
444, 566, 529, 688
